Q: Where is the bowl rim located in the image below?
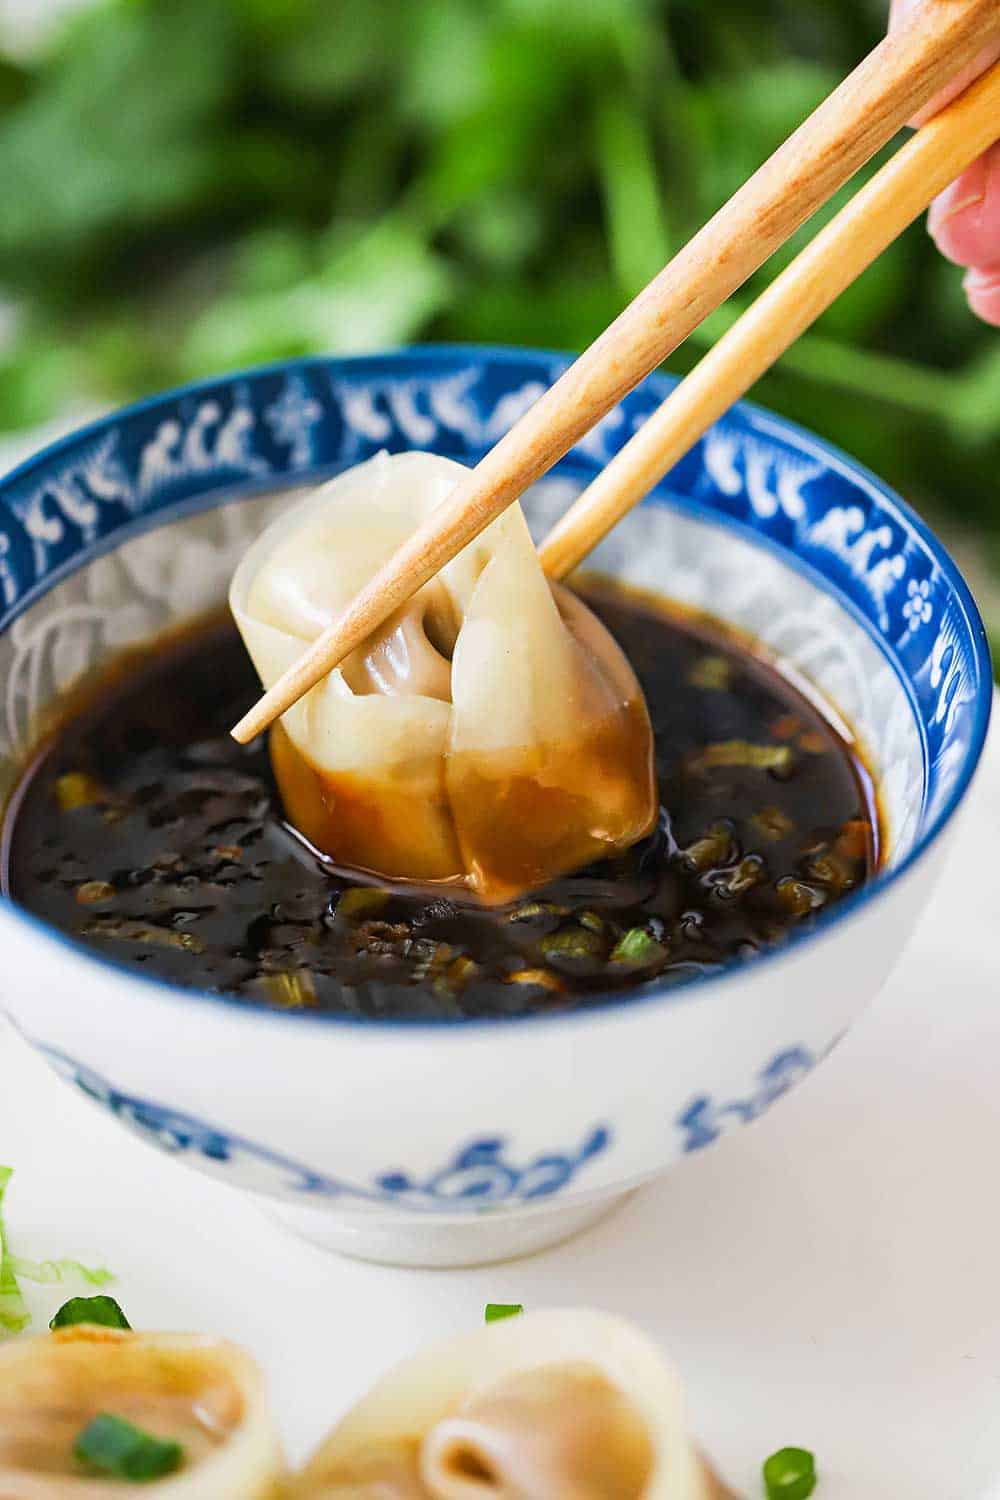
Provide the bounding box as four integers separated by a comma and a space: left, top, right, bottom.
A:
0, 344, 992, 1035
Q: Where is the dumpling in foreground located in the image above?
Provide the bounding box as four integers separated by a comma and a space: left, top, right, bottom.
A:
231, 453, 656, 904
0, 1326, 284, 1497
291, 1307, 729, 1498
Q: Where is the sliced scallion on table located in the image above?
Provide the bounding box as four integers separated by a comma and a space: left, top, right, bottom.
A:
74, 1414, 182, 1482
51, 1294, 131, 1330
484, 1302, 523, 1323
763, 1445, 817, 1499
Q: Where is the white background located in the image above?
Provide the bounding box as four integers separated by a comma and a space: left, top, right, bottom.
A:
0, 721, 997, 1498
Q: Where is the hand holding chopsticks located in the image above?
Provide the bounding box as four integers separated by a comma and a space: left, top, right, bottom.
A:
232, 0, 1000, 745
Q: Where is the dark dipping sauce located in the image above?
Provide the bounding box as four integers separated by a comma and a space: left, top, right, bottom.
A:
2, 578, 878, 1020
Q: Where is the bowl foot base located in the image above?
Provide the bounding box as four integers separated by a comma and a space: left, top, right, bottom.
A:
264, 1190, 633, 1268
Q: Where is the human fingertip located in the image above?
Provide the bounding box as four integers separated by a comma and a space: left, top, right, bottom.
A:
929, 152, 999, 268
963, 266, 1000, 327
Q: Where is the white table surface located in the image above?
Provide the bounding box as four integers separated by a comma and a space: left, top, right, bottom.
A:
1, 718, 998, 1500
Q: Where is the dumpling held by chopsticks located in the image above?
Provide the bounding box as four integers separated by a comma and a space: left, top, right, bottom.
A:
231, 452, 656, 904
290, 1307, 728, 1498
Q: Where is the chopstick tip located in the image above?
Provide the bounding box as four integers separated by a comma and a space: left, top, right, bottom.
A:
230, 706, 262, 744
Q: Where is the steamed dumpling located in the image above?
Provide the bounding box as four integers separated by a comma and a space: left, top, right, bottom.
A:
290, 1308, 728, 1498
230, 452, 656, 904
0, 1326, 284, 1497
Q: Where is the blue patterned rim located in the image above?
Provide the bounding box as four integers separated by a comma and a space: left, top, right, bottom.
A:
0, 345, 992, 1029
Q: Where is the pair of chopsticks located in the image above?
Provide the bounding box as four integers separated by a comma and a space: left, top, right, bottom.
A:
233, 0, 1000, 745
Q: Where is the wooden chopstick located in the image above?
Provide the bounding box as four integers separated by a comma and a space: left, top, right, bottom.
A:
539, 58, 1000, 581
232, 0, 999, 744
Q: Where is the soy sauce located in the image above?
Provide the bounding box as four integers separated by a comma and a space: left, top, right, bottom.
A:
2, 579, 878, 1019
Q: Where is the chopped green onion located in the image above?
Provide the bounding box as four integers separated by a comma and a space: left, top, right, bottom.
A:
335, 887, 390, 921
74, 1414, 182, 1482
539, 927, 604, 964
688, 741, 795, 776
0, 1168, 116, 1337
610, 927, 669, 967
261, 970, 317, 1008
0, 1167, 29, 1335
83, 919, 205, 954
507, 900, 568, 924
51, 1295, 131, 1330
11, 1257, 114, 1288
688, 654, 733, 691
763, 1446, 817, 1500
55, 771, 106, 811
485, 1303, 523, 1323
681, 821, 734, 872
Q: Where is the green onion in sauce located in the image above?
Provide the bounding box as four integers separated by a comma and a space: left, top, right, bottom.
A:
688, 741, 795, 776
610, 927, 668, 967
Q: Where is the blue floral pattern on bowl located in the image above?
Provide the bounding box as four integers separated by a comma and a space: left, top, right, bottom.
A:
38, 1037, 828, 1200
37, 1043, 611, 1212
676, 1045, 833, 1153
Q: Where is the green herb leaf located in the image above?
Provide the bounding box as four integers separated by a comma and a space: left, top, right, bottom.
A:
51, 1295, 131, 1331
485, 1303, 523, 1323
763, 1446, 817, 1500
1, 1, 997, 680
0, 1167, 29, 1336
74, 1414, 183, 1483
609, 927, 669, 967
594, 92, 670, 297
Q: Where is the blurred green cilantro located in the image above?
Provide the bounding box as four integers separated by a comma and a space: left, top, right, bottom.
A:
0, 0, 996, 649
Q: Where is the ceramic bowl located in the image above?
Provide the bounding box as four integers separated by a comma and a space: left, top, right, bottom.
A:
0, 347, 991, 1267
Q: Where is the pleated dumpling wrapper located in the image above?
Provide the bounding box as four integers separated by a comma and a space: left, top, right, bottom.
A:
230, 452, 656, 904
291, 1307, 729, 1499
0, 1325, 285, 1497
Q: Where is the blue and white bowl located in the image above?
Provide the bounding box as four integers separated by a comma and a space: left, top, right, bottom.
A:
0, 348, 991, 1266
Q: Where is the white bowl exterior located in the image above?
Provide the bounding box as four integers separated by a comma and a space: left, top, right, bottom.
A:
0, 821, 951, 1233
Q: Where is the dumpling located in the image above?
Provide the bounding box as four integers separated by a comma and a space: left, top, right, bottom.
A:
290, 1308, 728, 1498
230, 452, 656, 904
0, 1325, 284, 1497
